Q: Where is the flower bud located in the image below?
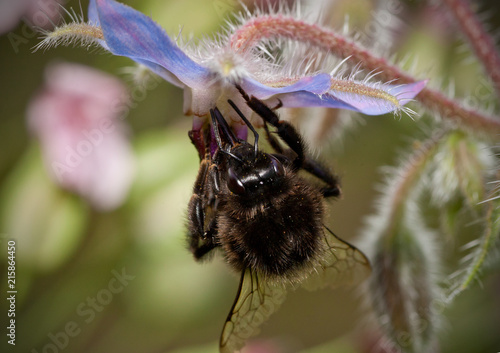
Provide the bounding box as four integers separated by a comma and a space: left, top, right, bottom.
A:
366, 208, 440, 353
428, 131, 495, 208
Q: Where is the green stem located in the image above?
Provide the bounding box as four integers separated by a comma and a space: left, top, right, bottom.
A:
383, 131, 447, 244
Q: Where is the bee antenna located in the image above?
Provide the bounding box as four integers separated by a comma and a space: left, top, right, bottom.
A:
210, 108, 244, 163
234, 83, 250, 102
227, 99, 259, 158
211, 107, 239, 146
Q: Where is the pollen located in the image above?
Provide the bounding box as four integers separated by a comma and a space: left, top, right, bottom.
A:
210, 51, 248, 81
330, 79, 400, 108
54, 23, 103, 40
261, 77, 301, 88
222, 60, 234, 76
34, 23, 104, 52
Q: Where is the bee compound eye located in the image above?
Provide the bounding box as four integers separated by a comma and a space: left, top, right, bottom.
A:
227, 167, 246, 194
269, 155, 285, 177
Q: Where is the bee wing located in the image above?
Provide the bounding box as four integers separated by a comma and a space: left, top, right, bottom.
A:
302, 226, 371, 291
220, 268, 287, 353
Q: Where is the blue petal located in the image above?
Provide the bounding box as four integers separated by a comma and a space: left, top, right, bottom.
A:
327, 80, 426, 115
95, 0, 211, 88
277, 80, 426, 115
385, 80, 427, 106
88, 0, 99, 25
276, 91, 356, 110
240, 74, 331, 99
88, 0, 111, 52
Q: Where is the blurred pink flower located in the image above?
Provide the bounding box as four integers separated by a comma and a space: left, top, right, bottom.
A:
28, 62, 134, 211
0, 0, 62, 34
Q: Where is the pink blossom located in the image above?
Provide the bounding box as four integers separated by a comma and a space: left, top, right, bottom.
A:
28, 62, 134, 211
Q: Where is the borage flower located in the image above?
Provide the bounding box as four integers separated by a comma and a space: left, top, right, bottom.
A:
36, 0, 425, 134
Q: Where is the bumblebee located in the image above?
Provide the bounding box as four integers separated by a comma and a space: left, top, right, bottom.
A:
187, 86, 371, 352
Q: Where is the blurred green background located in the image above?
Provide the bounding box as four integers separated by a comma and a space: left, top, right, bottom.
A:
0, 0, 499, 352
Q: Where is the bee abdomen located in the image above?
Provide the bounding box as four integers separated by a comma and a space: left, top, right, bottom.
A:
220, 184, 324, 279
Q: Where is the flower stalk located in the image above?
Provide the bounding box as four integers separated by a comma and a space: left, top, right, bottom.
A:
384, 132, 447, 244
230, 15, 500, 136
364, 133, 447, 352
440, 0, 500, 101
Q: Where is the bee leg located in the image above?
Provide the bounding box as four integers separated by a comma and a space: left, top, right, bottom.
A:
262, 120, 341, 197
235, 84, 341, 197
191, 233, 218, 259
263, 122, 284, 154
187, 159, 221, 260
244, 99, 341, 199
254, 105, 304, 169
264, 124, 340, 198
234, 90, 305, 170
270, 99, 283, 111
188, 197, 219, 260
263, 122, 306, 173
188, 121, 212, 162
188, 158, 210, 259
302, 158, 341, 198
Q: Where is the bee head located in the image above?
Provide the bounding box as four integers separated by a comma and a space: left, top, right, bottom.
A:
225, 145, 286, 196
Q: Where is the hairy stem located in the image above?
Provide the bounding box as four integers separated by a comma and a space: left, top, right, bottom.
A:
384, 131, 446, 243
447, 198, 500, 302
231, 15, 500, 135
440, 0, 500, 100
